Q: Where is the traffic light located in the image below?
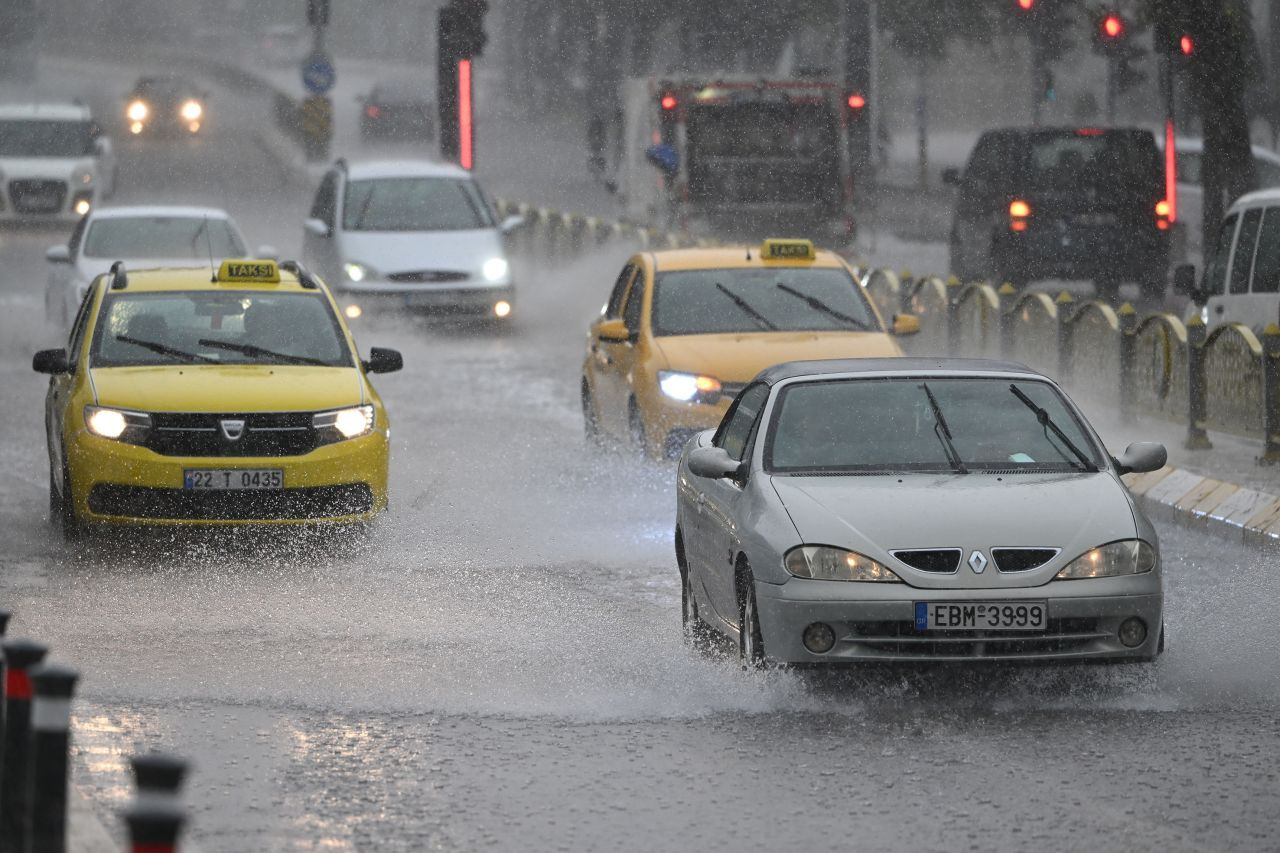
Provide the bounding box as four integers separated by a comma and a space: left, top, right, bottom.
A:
1015, 0, 1034, 9
657, 90, 678, 145
1180, 35, 1194, 56
450, 0, 489, 59
306, 0, 329, 27
1094, 12, 1127, 51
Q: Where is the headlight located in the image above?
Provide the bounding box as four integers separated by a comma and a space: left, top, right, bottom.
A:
658, 370, 722, 403
180, 100, 203, 121
72, 167, 94, 186
481, 257, 510, 283
1055, 540, 1156, 580
784, 546, 902, 583
313, 405, 375, 441
343, 262, 371, 283
84, 406, 151, 441
126, 100, 149, 122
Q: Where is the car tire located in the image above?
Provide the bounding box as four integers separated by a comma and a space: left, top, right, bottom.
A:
57, 465, 82, 542
47, 462, 61, 526
628, 399, 648, 457
737, 562, 766, 670
581, 380, 604, 447
677, 534, 712, 648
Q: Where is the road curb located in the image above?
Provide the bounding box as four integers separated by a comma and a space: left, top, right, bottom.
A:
1124, 465, 1280, 544
68, 785, 115, 853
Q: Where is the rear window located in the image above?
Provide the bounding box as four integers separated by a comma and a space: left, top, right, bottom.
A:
976, 130, 1158, 192
687, 103, 837, 160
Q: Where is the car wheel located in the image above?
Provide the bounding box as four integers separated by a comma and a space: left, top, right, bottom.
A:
628, 400, 648, 456
678, 535, 712, 648
58, 465, 82, 542
581, 380, 604, 447
47, 462, 61, 526
737, 563, 766, 670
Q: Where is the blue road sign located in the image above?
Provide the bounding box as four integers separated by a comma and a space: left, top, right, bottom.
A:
302, 54, 336, 95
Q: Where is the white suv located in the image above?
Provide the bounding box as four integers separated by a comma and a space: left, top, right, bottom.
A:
0, 103, 116, 223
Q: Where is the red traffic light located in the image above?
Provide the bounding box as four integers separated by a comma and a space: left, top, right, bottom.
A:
1101, 13, 1124, 39
1016, 0, 1034, 9
847, 93, 866, 110
660, 94, 678, 110
1180, 34, 1194, 55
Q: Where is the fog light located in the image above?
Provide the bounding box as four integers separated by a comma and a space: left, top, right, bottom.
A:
344, 304, 363, 319
494, 300, 512, 318
1118, 617, 1147, 648
802, 622, 836, 654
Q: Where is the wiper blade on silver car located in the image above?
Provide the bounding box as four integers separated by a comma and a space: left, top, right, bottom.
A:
714, 282, 778, 331
197, 338, 329, 366
919, 382, 968, 474
1008, 383, 1098, 473
115, 334, 218, 364
774, 283, 873, 331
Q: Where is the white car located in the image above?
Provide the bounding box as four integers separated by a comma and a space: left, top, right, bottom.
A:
1177, 187, 1280, 332
1164, 137, 1280, 261
44, 206, 272, 327
0, 103, 115, 223
302, 159, 523, 320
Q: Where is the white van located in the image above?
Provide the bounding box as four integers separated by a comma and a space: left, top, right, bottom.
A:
1179, 187, 1280, 331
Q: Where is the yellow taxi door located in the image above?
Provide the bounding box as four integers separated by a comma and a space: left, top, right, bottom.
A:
587, 262, 639, 440
606, 267, 649, 444
46, 285, 98, 484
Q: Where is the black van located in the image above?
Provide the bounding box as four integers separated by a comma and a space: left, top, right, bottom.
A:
944, 127, 1169, 300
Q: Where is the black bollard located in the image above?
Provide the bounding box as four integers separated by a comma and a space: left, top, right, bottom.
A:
0, 639, 47, 853
130, 754, 188, 809
30, 664, 78, 853
123, 801, 184, 853
0, 611, 11, 788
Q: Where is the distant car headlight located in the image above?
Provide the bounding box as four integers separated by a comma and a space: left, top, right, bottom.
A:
313, 405, 375, 441
1055, 540, 1156, 580
785, 546, 902, 583
481, 257, 510, 282
84, 406, 151, 441
180, 99, 203, 121
72, 167, 94, 186
658, 370, 722, 403
126, 100, 149, 122
343, 262, 372, 283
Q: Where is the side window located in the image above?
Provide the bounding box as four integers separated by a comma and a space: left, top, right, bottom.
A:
621, 271, 646, 332
1250, 207, 1280, 294
714, 384, 770, 462
604, 263, 636, 318
67, 216, 88, 258
66, 283, 97, 365
309, 172, 339, 227
1228, 208, 1262, 295
1203, 214, 1237, 297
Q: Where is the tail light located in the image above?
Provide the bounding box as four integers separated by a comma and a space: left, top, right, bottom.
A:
1155, 199, 1171, 231
1009, 199, 1031, 232
365, 105, 381, 119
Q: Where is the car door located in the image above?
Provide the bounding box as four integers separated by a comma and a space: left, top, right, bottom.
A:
588, 261, 639, 439
47, 283, 96, 485
303, 170, 341, 284
697, 383, 770, 626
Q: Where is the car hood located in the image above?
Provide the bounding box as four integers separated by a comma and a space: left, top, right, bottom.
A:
770, 472, 1138, 589
339, 228, 503, 276
1, 156, 95, 179
89, 365, 364, 413
652, 331, 902, 384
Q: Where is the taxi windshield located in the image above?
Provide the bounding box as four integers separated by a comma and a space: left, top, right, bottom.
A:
0, 119, 94, 158
341, 177, 493, 232
83, 217, 246, 259
766, 377, 1102, 474
89, 291, 353, 368
651, 268, 879, 336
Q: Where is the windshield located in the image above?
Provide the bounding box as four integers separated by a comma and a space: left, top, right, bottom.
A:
651, 268, 879, 336
0, 119, 94, 158
89, 292, 352, 368
766, 377, 1103, 474
341, 177, 494, 231
83, 217, 245, 260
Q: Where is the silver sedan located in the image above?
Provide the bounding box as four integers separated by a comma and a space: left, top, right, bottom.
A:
675, 358, 1167, 667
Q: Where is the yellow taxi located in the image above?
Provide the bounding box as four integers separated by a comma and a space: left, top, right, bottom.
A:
581, 239, 918, 457
32, 259, 402, 535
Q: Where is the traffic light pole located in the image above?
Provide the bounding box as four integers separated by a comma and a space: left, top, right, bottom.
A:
1105, 55, 1117, 123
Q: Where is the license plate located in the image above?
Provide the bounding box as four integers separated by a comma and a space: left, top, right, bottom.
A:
183, 469, 283, 490
915, 601, 1047, 631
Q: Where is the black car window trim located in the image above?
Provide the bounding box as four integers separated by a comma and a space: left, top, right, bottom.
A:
621, 268, 646, 333
605, 263, 637, 319
713, 382, 770, 462
65, 279, 98, 369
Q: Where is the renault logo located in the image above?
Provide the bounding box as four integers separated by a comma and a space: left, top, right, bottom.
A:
220, 419, 247, 441
968, 550, 988, 574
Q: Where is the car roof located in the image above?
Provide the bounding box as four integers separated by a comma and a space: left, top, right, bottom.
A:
97, 265, 314, 294
0, 102, 91, 121
344, 159, 471, 180
89, 205, 234, 221
757, 357, 1043, 385
978, 125, 1153, 141
1230, 187, 1280, 209
650, 246, 848, 272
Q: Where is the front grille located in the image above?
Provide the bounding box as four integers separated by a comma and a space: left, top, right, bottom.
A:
88, 483, 373, 520
992, 548, 1060, 573
892, 549, 962, 573
385, 270, 470, 283
846, 618, 1104, 658
147, 412, 319, 457
9, 179, 68, 213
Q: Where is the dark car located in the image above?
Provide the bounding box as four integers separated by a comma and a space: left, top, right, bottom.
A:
358, 82, 433, 142
125, 76, 207, 137
945, 127, 1169, 300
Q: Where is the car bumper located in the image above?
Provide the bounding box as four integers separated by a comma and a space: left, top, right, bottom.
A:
65, 429, 389, 525
754, 575, 1163, 663
637, 394, 732, 457
337, 281, 514, 314
992, 227, 1168, 279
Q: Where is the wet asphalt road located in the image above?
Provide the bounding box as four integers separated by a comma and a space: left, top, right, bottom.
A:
1, 57, 1279, 852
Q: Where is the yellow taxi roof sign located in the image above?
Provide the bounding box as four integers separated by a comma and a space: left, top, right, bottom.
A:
761, 239, 816, 262
217, 260, 281, 284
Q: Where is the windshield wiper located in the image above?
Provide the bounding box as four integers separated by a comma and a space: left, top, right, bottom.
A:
115, 335, 218, 364
774, 283, 873, 330
351, 187, 377, 231
919, 382, 968, 475
714, 283, 778, 331
1008, 383, 1098, 472
197, 339, 329, 366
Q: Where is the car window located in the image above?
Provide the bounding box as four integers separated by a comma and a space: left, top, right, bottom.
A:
1022, 131, 1157, 191
1203, 214, 1237, 297
341, 177, 494, 231
714, 383, 770, 462
621, 272, 645, 332
604, 263, 635, 318
963, 134, 1004, 185
1229, 208, 1262, 295
83, 217, 245, 259
1250, 207, 1280, 294
310, 171, 339, 227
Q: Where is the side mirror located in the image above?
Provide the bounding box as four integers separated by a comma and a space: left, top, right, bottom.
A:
892, 313, 921, 336
1173, 263, 1197, 297
32, 349, 69, 375
303, 218, 331, 238
362, 347, 403, 374
687, 446, 743, 479
256, 244, 279, 260
941, 167, 962, 186
499, 214, 525, 234
1113, 442, 1167, 476
596, 318, 633, 343
45, 245, 71, 264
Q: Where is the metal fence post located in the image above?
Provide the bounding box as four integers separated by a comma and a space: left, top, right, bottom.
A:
0, 639, 47, 853
1117, 303, 1138, 423
997, 283, 1016, 360
1184, 313, 1213, 450
30, 665, 77, 853
1055, 290, 1075, 383
1262, 323, 1280, 465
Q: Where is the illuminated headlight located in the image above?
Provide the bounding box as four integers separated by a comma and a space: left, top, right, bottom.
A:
343, 262, 371, 283
1055, 540, 1156, 580
84, 406, 151, 440
74, 198, 92, 216
658, 370, 721, 403
180, 99, 203, 121
1199, 305, 1209, 325
72, 167, 94, 186
313, 405, 375, 441
784, 546, 902, 583
481, 257, 510, 282
126, 100, 149, 122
